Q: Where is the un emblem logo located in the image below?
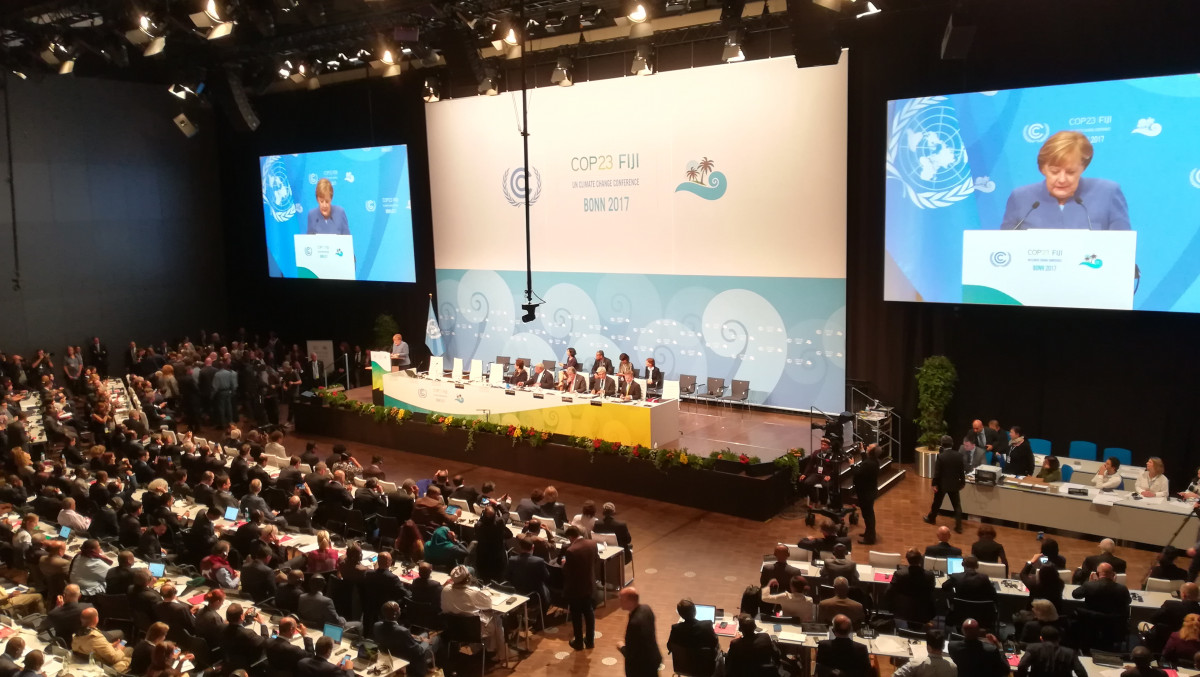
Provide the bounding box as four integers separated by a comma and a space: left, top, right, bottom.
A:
887, 97, 975, 209
502, 167, 542, 207
261, 156, 299, 223
426, 319, 442, 340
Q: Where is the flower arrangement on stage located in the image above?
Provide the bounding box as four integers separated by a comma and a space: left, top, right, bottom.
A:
710, 449, 762, 465
773, 447, 806, 482
315, 386, 350, 408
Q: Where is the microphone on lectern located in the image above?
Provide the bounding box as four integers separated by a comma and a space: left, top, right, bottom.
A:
1011, 201, 1040, 230
1074, 195, 1094, 230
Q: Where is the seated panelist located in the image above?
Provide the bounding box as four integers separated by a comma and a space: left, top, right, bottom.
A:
557, 367, 587, 394
508, 359, 530, 387
617, 372, 642, 402
590, 367, 616, 397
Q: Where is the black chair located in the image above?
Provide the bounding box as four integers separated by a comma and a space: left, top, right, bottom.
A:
179, 632, 214, 670
377, 516, 400, 544
93, 594, 136, 638
678, 374, 697, 397
897, 627, 928, 640
404, 601, 444, 634
441, 613, 486, 675
698, 377, 726, 406
721, 379, 751, 413
948, 597, 997, 632
671, 645, 718, 677
262, 488, 288, 512
341, 508, 367, 538
495, 356, 511, 373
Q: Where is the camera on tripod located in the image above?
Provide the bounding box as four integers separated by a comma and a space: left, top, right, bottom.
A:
811, 411, 856, 461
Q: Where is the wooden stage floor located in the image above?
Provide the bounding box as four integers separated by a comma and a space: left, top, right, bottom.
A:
277, 398, 1164, 677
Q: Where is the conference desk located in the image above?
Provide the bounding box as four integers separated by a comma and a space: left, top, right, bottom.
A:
380, 371, 679, 448
958, 475, 1199, 548
771, 557, 1172, 624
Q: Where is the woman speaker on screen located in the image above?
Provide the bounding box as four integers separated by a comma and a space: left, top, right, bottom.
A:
1001, 130, 1131, 231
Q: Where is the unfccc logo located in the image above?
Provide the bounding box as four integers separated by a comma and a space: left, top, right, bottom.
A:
990, 251, 1012, 267
365, 200, 376, 212
1023, 123, 1049, 143
1189, 168, 1200, 189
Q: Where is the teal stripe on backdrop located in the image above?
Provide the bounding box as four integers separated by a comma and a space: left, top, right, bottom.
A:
434, 269, 846, 412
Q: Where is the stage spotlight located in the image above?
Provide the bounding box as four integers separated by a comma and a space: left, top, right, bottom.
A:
628, 3, 648, 22
423, 77, 441, 102
722, 29, 745, 62
521, 303, 540, 323
58, 59, 75, 75
503, 27, 519, 46
128, 15, 167, 56
12, 70, 26, 80
551, 57, 573, 86
477, 68, 499, 95
630, 44, 654, 75
381, 49, 396, 65
855, 1, 880, 17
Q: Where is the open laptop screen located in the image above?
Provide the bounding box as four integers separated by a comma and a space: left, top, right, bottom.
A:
224, 506, 239, 521
693, 605, 716, 623
946, 557, 964, 575
323, 624, 344, 643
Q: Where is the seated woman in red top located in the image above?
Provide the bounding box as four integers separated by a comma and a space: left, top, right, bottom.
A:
305, 530, 341, 573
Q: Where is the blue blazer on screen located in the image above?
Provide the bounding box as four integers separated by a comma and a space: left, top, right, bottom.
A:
1000, 177, 1130, 230
306, 205, 350, 235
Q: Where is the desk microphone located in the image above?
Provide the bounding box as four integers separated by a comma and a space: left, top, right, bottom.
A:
1011, 201, 1040, 230
1074, 196, 1094, 230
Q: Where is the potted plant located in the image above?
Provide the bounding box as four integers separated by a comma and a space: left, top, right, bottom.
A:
915, 355, 957, 451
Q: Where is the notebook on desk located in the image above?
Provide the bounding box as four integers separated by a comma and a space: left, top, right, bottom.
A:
714, 620, 737, 637
873, 572, 893, 583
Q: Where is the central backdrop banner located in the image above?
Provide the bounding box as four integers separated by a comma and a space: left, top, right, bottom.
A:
426, 56, 848, 412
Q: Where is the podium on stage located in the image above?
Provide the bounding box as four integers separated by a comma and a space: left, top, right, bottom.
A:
962, 230, 1137, 309
294, 234, 355, 279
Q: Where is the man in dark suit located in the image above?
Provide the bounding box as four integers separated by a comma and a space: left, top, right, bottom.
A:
277, 457, 305, 489
967, 419, 1000, 460
298, 575, 349, 629
47, 585, 97, 641
561, 526, 599, 651
1073, 538, 1128, 583
590, 367, 616, 397
924, 526, 963, 558
643, 358, 664, 395
726, 614, 779, 676
0, 637, 25, 677
87, 337, 109, 378
943, 556, 997, 602
516, 488, 544, 523
537, 486, 569, 527
618, 587, 661, 677
221, 604, 267, 672
822, 544, 860, 585
590, 350, 614, 375
153, 584, 195, 641
531, 364, 555, 388
948, 618, 1009, 677
853, 444, 880, 545
1015, 625, 1086, 677
815, 614, 872, 677
617, 372, 642, 401
885, 548, 937, 624
353, 479, 388, 517
448, 476, 480, 507
1070, 562, 1131, 616
506, 536, 551, 605
105, 550, 137, 595
323, 470, 354, 509
362, 553, 410, 631
923, 435, 966, 533
760, 544, 803, 592
265, 616, 310, 674
297, 636, 351, 677
373, 602, 437, 677
1148, 582, 1200, 650
302, 353, 325, 390
558, 367, 588, 394
666, 599, 718, 670
240, 544, 277, 602
593, 501, 633, 560
138, 520, 169, 563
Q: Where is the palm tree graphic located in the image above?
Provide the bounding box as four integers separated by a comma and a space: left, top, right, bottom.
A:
685, 167, 700, 184
697, 157, 716, 183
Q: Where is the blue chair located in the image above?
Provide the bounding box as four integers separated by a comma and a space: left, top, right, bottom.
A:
1104, 447, 1133, 467
1028, 438, 1052, 457
1060, 464, 1073, 483
1068, 440, 1098, 461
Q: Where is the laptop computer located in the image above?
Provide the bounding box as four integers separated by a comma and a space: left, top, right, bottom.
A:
323, 624, 344, 643
946, 557, 965, 575
693, 605, 716, 623
224, 506, 239, 521
58, 526, 71, 539
445, 505, 460, 516
148, 562, 165, 578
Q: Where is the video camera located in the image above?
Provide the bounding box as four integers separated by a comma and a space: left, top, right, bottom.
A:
811, 411, 856, 458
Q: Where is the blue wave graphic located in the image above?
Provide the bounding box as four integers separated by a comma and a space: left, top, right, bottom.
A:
675, 171, 728, 200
